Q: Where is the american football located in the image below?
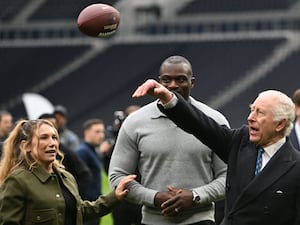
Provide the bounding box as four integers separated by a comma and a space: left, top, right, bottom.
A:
77, 3, 120, 37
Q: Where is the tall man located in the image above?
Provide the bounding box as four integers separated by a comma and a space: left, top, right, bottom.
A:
109, 56, 229, 225
132, 79, 300, 225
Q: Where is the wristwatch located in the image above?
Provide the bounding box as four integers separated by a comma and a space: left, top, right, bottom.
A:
192, 190, 201, 204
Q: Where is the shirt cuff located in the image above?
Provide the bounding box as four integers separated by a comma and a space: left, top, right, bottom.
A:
161, 94, 178, 108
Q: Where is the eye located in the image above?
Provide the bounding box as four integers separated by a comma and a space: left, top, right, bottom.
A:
39, 135, 48, 140
160, 76, 171, 83
52, 135, 58, 141
249, 107, 266, 116
176, 76, 188, 83
257, 109, 265, 115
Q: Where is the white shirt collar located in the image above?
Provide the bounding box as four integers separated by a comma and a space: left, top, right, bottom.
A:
261, 137, 286, 169
263, 137, 286, 158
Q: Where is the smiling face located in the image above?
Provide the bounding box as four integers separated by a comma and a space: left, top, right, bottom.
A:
247, 91, 289, 147
28, 123, 59, 172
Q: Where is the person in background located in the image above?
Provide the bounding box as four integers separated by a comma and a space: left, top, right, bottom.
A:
290, 88, 300, 151
100, 105, 141, 174
76, 118, 105, 225
125, 105, 141, 116
0, 119, 136, 225
54, 105, 80, 151
100, 105, 142, 225
132, 79, 300, 225
0, 110, 13, 157
38, 113, 92, 195
109, 56, 228, 225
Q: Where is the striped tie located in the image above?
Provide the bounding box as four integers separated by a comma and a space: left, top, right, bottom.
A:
255, 148, 264, 175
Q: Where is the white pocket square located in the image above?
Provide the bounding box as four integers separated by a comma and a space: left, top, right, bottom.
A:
275, 190, 283, 194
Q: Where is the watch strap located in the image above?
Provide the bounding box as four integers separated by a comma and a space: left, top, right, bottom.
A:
192, 190, 201, 204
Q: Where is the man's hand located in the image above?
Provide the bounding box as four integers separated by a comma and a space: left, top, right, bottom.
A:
166, 185, 182, 195
132, 79, 173, 104
160, 186, 194, 217
154, 191, 174, 209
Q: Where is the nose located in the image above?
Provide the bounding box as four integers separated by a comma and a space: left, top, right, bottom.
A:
49, 137, 58, 146
247, 111, 255, 122
168, 79, 178, 89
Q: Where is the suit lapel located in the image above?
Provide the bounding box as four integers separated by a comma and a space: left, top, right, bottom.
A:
234, 143, 257, 190
230, 143, 296, 213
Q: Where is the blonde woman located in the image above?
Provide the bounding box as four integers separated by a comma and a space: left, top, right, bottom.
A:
0, 119, 135, 225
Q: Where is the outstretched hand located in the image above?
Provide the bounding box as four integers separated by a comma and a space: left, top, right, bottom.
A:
132, 79, 173, 104
115, 175, 136, 200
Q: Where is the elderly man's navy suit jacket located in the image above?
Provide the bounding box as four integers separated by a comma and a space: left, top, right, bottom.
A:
159, 94, 300, 225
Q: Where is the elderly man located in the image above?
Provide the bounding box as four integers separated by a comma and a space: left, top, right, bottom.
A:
132, 79, 300, 225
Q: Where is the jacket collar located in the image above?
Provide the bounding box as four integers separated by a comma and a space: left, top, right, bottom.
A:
31, 165, 67, 183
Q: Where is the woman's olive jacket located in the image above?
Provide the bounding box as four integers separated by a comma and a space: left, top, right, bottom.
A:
0, 165, 118, 225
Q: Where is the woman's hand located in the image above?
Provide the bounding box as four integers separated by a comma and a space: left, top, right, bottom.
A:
115, 175, 136, 200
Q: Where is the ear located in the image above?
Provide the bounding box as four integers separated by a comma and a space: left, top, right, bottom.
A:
190, 76, 195, 88
275, 118, 287, 133
20, 140, 31, 153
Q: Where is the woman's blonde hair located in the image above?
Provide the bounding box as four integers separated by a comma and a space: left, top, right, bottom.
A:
0, 119, 64, 185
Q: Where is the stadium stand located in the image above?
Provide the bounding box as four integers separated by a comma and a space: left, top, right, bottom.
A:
177, 0, 299, 14
0, 0, 27, 21
221, 47, 300, 127
1, 0, 300, 134
0, 46, 90, 105
28, 0, 118, 21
